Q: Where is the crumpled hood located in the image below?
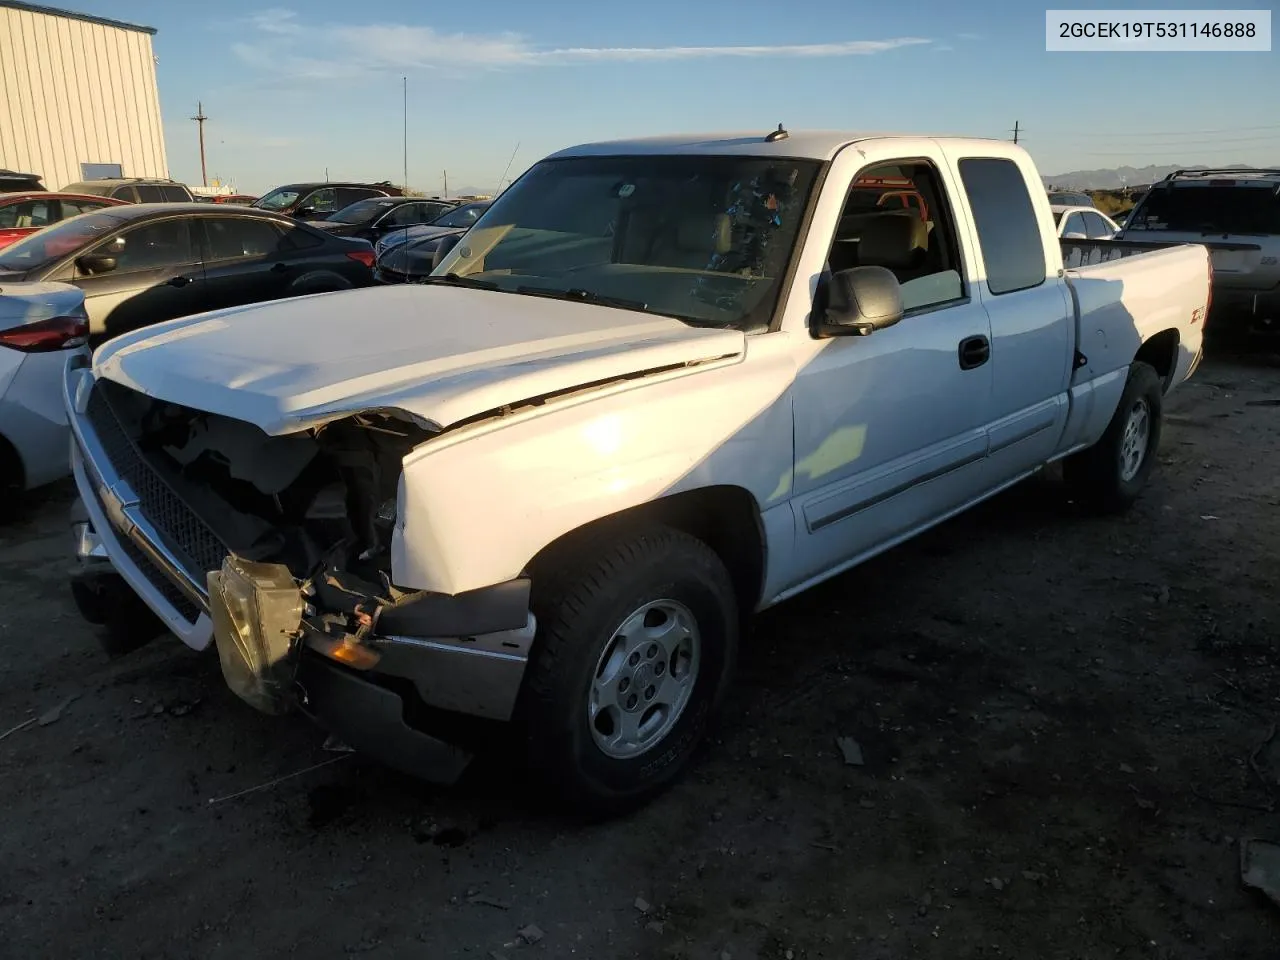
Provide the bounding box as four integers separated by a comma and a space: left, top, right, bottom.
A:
92, 284, 745, 435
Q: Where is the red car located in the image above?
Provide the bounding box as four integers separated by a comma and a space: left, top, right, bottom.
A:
0, 193, 130, 251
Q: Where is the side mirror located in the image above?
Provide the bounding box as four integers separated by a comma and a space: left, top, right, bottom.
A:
1062, 231, 1087, 240
296, 206, 315, 218
431, 233, 463, 271
76, 254, 117, 275
814, 266, 903, 338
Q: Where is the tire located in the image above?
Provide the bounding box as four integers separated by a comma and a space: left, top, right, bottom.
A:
1064, 361, 1163, 513
520, 525, 739, 815
71, 572, 165, 657
0, 436, 24, 523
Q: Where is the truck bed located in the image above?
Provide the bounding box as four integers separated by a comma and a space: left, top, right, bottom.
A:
1063, 240, 1210, 399
1061, 237, 1260, 272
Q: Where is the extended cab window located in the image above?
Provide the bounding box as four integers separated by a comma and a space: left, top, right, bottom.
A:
958, 158, 1046, 295
824, 160, 964, 313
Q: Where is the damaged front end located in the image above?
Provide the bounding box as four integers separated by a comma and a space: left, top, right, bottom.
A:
70, 376, 535, 782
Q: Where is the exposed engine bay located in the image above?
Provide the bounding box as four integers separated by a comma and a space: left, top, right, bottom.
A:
97, 378, 434, 635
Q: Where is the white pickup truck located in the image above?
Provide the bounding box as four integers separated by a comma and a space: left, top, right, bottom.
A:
65, 130, 1210, 813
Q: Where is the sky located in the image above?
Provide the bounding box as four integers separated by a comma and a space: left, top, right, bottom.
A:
56, 0, 1280, 194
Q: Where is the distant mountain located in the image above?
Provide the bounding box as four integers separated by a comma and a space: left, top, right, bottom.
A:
1042, 163, 1255, 191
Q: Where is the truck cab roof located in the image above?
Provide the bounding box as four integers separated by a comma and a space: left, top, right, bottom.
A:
548, 131, 1022, 162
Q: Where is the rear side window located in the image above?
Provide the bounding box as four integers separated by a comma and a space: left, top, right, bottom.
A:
1129, 184, 1280, 235
112, 186, 139, 202
161, 185, 190, 202
277, 223, 324, 249
958, 158, 1046, 295
1083, 211, 1115, 239
135, 185, 165, 203
203, 217, 285, 260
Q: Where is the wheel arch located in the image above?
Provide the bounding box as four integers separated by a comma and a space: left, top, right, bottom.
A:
526, 485, 767, 616
288, 269, 353, 295
1134, 328, 1179, 391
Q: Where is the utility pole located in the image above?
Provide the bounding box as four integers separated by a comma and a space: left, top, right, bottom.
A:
443, 170, 448, 198
1011, 120, 1021, 145
402, 76, 408, 193
191, 101, 208, 187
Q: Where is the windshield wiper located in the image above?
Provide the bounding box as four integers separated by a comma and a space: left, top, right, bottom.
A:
514, 285, 649, 313
419, 273, 499, 290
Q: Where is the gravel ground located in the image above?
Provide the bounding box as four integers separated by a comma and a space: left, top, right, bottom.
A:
2, 350, 1280, 960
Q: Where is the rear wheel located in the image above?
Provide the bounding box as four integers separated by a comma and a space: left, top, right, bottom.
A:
1064, 361, 1163, 513
520, 526, 738, 815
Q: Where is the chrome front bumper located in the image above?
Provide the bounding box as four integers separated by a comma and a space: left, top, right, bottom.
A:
63, 362, 536, 724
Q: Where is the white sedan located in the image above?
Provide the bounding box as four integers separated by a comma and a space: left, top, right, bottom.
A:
0, 282, 90, 499
1052, 204, 1120, 240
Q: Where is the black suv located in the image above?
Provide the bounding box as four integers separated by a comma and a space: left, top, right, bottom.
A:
251, 182, 403, 219
60, 178, 194, 203
0, 169, 46, 193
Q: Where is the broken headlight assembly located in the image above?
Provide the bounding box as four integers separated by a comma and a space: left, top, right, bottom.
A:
208, 556, 305, 715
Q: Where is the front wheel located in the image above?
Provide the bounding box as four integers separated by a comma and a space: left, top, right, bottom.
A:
520, 526, 739, 815
1064, 360, 1163, 513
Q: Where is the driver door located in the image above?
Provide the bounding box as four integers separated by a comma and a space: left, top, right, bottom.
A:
785, 152, 995, 588
69, 218, 205, 338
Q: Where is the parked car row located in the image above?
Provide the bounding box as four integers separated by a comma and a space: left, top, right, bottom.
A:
0, 204, 376, 341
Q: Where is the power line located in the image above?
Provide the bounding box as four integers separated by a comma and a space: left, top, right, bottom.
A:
1056, 123, 1280, 139
1082, 142, 1280, 157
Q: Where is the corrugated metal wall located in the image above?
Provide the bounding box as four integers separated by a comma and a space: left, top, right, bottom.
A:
0, 5, 167, 191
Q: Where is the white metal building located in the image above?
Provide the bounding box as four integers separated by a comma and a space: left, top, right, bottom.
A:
0, 1, 168, 192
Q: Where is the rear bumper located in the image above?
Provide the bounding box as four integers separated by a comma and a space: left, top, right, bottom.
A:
1209, 286, 1280, 330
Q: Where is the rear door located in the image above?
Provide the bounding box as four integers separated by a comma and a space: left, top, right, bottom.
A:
68, 217, 205, 337
336, 187, 382, 209
196, 215, 296, 312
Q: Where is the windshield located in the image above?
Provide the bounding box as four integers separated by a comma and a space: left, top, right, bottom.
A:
252, 188, 301, 211
434, 202, 489, 228
432, 155, 822, 330
1127, 183, 1280, 235
330, 197, 399, 224
0, 209, 124, 272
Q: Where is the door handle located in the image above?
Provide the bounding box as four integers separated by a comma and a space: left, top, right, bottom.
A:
166, 275, 192, 287
958, 334, 990, 370
270, 262, 289, 273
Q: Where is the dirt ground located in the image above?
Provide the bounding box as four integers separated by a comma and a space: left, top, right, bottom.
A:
3, 348, 1280, 960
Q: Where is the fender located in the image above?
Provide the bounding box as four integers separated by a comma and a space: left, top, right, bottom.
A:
390, 335, 801, 595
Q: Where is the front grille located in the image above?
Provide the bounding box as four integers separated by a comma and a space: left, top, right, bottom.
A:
85, 383, 230, 584
110, 528, 202, 623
